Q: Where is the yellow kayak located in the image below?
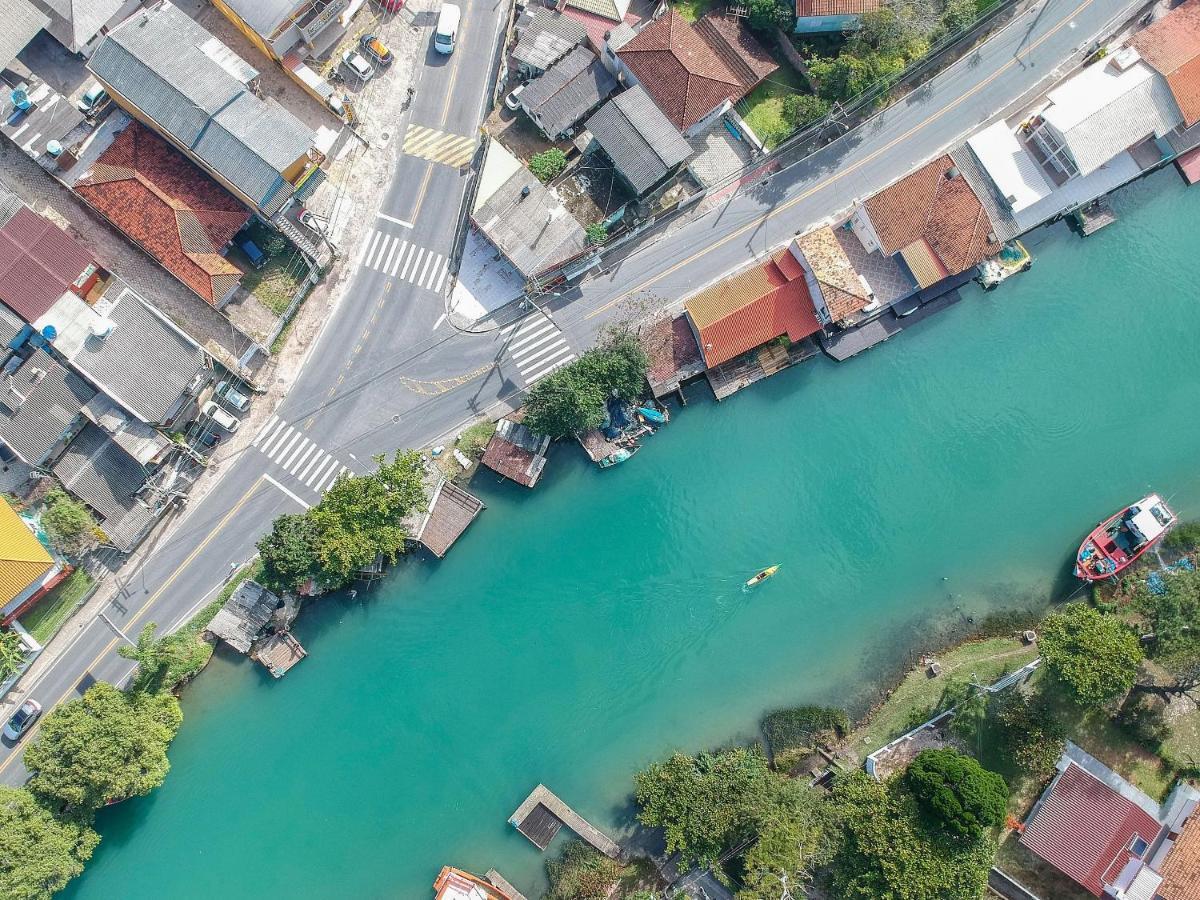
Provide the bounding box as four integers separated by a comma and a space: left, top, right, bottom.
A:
746, 565, 780, 587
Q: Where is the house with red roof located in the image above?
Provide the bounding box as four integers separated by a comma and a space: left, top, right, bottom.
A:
0, 207, 99, 325
683, 242, 822, 398
613, 9, 778, 136
75, 121, 249, 307
432, 866, 510, 900
1020, 742, 1200, 898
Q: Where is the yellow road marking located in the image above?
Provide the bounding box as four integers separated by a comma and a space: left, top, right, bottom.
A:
583, 0, 1095, 320
0, 477, 268, 777
403, 125, 475, 167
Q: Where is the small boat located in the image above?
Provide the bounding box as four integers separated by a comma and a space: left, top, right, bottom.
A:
638, 406, 668, 426
746, 565, 779, 587
1074, 493, 1177, 581
598, 447, 637, 468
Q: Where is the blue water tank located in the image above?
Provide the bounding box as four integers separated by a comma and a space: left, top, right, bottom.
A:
41, 325, 57, 342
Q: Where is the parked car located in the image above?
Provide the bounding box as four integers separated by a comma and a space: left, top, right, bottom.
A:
239, 238, 266, 269
201, 401, 239, 433
76, 82, 107, 114
504, 83, 526, 111
360, 34, 393, 66
434, 3, 461, 54
3, 699, 41, 741
215, 380, 249, 412
341, 49, 375, 81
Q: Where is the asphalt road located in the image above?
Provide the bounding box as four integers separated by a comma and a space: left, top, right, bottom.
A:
0, 0, 1144, 782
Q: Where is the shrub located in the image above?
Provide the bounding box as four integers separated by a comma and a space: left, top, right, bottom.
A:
990, 692, 1065, 779
586, 222, 608, 245
939, 0, 977, 35
530, 149, 567, 182
906, 748, 1008, 839
1040, 604, 1143, 705
0, 786, 98, 900
761, 705, 848, 755
0, 629, 26, 682
1165, 521, 1200, 552
456, 421, 497, 457
546, 841, 621, 900
40, 490, 101, 558
781, 93, 830, 129
1118, 692, 1171, 749
746, 0, 790, 30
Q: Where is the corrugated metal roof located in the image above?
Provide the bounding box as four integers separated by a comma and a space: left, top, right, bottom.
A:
32, 0, 125, 53
587, 85, 691, 194
0, 349, 96, 465
89, 3, 315, 211
513, 8, 587, 72
520, 46, 616, 137
0, 0, 50, 69
212, 0, 295, 41
565, 0, 629, 24
1021, 763, 1164, 896
0, 206, 95, 323
207, 579, 278, 653
0, 499, 53, 606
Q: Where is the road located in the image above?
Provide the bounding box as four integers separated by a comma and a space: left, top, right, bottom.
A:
0, 0, 1143, 781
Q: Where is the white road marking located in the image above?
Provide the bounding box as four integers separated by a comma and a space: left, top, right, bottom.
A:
382, 239, 400, 274
523, 350, 576, 384
282, 436, 311, 470
297, 448, 326, 482
377, 212, 415, 228
271, 429, 303, 462
389, 241, 408, 276
259, 423, 293, 457
359, 230, 382, 265
432, 313, 447, 330
506, 315, 576, 386
398, 244, 417, 280
434, 262, 448, 292
252, 415, 279, 447
289, 442, 317, 475
263, 474, 312, 510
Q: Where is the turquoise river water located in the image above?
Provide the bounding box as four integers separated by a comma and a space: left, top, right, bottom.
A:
65, 168, 1200, 899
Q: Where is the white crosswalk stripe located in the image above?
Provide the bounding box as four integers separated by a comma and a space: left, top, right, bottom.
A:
251, 416, 353, 499
358, 228, 449, 291
506, 315, 576, 387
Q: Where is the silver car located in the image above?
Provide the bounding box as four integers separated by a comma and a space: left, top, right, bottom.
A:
215, 380, 249, 412
3, 698, 41, 741
341, 50, 375, 82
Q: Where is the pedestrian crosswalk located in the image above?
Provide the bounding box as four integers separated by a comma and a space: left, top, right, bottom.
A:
251, 416, 351, 497
403, 124, 476, 168
503, 315, 576, 387
357, 229, 449, 291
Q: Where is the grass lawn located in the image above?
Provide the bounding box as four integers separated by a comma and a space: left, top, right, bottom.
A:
236, 253, 309, 317
847, 637, 1039, 762
995, 832, 1093, 900
672, 0, 716, 21
19, 569, 94, 645
738, 63, 811, 149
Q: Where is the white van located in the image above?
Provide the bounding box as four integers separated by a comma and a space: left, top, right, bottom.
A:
201, 400, 240, 433
434, 4, 460, 54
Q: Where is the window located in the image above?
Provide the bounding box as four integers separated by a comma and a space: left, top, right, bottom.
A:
1130, 836, 1149, 857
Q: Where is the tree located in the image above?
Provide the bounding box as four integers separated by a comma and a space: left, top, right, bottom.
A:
545, 841, 621, 900
524, 330, 648, 438
530, 149, 567, 182
990, 692, 1065, 779
905, 748, 1008, 839
851, 1, 935, 59
39, 490, 100, 558
737, 779, 833, 899
0, 787, 98, 900
24, 682, 181, 813
746, 0, 790, 31
781, 94, 830, 130
116, 622, 210, 694
939, 0, 977, 36
634, 745, 776, 868
586, 222, 608, 245
0, 628, 27, 682
1040, 604, 1143, 705
257, 512, 320, 593
306, 450, 427, 586
828, 772, 995, 900
808, 52, 904, 103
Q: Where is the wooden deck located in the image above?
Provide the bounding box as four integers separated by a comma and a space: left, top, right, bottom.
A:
704, 338, 818, 400
251, 631, 306, 678
485, 869, 528, 900
509, 784, 622, 860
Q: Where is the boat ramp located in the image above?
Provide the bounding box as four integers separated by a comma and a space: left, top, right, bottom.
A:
509, 784, 622, 860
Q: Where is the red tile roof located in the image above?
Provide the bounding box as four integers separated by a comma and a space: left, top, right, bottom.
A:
796, 0, 880, 17
1020, 764, 1163, 896
685, 248, 820, 367
1158, 812, 1200, 900
0, 207, 95, 323
617, 9, 746, 131
75, 122, 249, 306
562, 5, 641, 50
694, 13, 778, 89
1129, 0, 1200, 127
863, 154, 1000, 278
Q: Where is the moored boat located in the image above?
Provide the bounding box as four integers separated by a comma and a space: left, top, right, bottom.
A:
746, 565, 779, 587
1075, 493, 1177, 581
598, 447, 637, 468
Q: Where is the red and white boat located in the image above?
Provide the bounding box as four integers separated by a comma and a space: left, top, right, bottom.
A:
1075, 493, 1177, 581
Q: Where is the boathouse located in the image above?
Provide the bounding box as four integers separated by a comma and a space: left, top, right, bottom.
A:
411, 479, 485, 558
206, 580, 279, 653
641, 314, 703, 403
480, 415, 550, 488
433, 866, 516, 900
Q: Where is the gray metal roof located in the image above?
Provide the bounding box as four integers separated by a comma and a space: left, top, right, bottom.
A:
0, 304, 25, 352
212, 0, 294, 39
81, 395, 170, 467
66, 283, 205, 425
51, 422, 153, 551
89, 2, 315, 213
520, 46, 616, 137
31, 0, 123, 53
207, 579, 278, 653
513, 8, 587, 72
473, 164, 587, 278
0, 348, 96, 465
587, 85, 692, 194
0, 0, 49, 69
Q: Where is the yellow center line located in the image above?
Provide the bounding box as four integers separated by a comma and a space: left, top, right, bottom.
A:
0, 477, 268, 777
583, 0, 1094, 321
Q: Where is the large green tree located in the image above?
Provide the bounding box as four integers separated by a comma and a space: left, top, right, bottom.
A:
524, 331, 648, 438
257, 512, 320, 594
736, 778, 832, 899
24, 682, 181, 813
117, 622, 210, 693
1040, 604, 1143, 705
634, 745, 776, 868
905, 748, 1008, 839
0, 629, 27, 682
0, 787, 98, 900
828, 772, 995, 900
39, 490, 99, 558
990, 692, 1066, 779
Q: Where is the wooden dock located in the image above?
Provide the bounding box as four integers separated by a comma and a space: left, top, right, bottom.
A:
485, 869, 528, 900
509, 784, 622, 860
251, 631, 306, 678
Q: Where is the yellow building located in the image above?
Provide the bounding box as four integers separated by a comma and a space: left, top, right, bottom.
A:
0, 500, 63, 628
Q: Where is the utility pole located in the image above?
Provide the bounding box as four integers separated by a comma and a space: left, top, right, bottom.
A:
97, 612, 135, 647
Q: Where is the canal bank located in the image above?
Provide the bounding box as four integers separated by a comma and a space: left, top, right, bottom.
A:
64, 165, 1200, 899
